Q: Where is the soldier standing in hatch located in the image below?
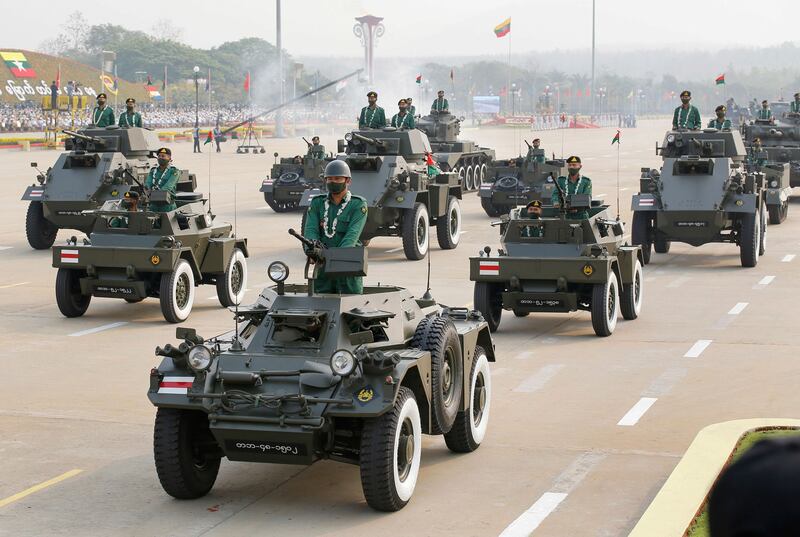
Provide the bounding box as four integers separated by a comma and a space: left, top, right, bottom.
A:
528, 138, 546, 163
145, 147, 180, 213
391, 99, 416, 129
708, 105, 732, 130
118, 98, 143, 127
303, 160, 368, 294
672, 90, 701, 130
757, 100, 773, 121
91, 93, 115, 127
358, 91, 386, 129
431, 90, 449, 113
406, 97, 416, 116
551, 155, 592, 220
790, 93, 800, 114
306, 136, 326, 159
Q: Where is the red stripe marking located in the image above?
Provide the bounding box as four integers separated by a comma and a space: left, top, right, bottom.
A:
480, 263, 500, 269
61, 253, 79, 259
159, 381, 193, 388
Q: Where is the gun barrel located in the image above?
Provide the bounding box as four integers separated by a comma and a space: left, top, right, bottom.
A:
62, 129, 104, 144
348, 131, 386, 147
288, 228, 314, 247
524, 140, 532, 149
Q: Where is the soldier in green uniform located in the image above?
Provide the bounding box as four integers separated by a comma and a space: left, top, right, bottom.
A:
145, 147, 180, 213
118, 97, 143, 128
708, 105, 732, 130
391, 99, 416, 129
303, 160, 368, 294
306, 136, 326, 159
551, 155, 592, 220
406, 97, 416, 116
520, 199, 544, 237
748, 138, 768, 168
358, 91, 387, 129
109, 190, 140, 228
527, 138, 546, 163
757, 100, 773, 121
672, 90, 701, 130
790, 93, 800, 113
91, 93, 115, 127
431, 90, 449, 113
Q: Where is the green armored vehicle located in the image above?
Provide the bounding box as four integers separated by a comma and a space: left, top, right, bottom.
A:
300, 128, 463, 261
479, 147, 567, 217
742, 114, 800, 189
148, 230, 495, 511
260, 152, 331, 213
22, 127, 195, 250
51, 188, 248, 323
632, 128, 768, 267
471, 193, 643, 337
415, 110, 496, 191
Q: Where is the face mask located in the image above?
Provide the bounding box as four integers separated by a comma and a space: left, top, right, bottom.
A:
681, 98, 690, 105
157, 158, 170, 167
127, 105, 134, 111
568, 167, 580, 176
717, 113, 725, 119
327, 181, 346, 194
528, 211, 540, 219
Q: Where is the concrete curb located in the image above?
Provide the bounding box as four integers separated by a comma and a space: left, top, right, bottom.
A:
628, 418, 800, 537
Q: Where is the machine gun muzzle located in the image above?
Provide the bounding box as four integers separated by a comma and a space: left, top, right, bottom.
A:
62, 129, 105, 146
289, 228, 324, 262
524, 139, 533, 149
345, 131, 386, 148
302, 136, 312, 147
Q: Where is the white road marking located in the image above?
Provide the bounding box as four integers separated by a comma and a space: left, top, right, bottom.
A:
499, 492, 568, 537
68, 322, 128, 337
728, 302, 748, 315
757, 275, 775, 286
0, 282, 29, 289
782, 254, 796, 262
666, 275, 690, 288
208, 295, 218, 300
385, 246, 404, 253
0, 246, 12, 251
684, 339, 712, 358
513, 364, 565, 393
596, 193, 607, 197
620, 187, 630, 191
617, 397, 658, 426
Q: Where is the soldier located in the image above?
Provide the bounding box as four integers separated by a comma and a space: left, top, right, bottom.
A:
358, 91, 387, 129
391, 99, 416, 129
118, 98, 143, 128
749, 138, 768, 168
672, 90, 701, 130
431, 90, 449, 113
527, 138, 546, 163
708, 105, 732, 130
109, 190, 140, 228
521, 199, 544, 237
303, 160, 368, 294
306, 136, 326, 159
791, 93, 800, 114
551, 155, 592, 219
406, 97, 416, 116
145, 147, 180, 213
757, 100, 773, 121
91, 93, 115, 127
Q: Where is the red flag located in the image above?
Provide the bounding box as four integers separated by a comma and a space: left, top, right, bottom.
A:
585, 86, 591, 97
56, 64, 61, 90
415, 74, 422, 84
576, 89, 583, 98
244, 71, 251, 94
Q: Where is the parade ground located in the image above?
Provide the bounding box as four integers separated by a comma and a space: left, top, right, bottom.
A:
1, 120, 798, 536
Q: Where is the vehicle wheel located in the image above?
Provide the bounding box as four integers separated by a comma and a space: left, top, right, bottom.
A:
401, 203, 429, 261
216, 248, 248, 307
768, 201, 788, 225
436, 196, 461, 250
153, 408, 221, 500
758, 205, 767, 256
444, 346, 491, 453
513, 309, 529, 317
478, 163, 488, 186
26, 201, 57, 250
653, 236, 671, 254
465, 165, 475, 191
591, 271, 619, 337
480, 196, 502, 217
410, 316, 463, 434
620, 260, 644, 320
55, 268, 90, 317
457, 167, 466, 190
739, 212, 759, 268
632, 211, 652, 265
359, 386, 421, 512
474, 281, 503, 332
160, 259, 195, 323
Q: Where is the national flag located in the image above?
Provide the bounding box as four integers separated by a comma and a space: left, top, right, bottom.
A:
415, 74, 422, 84
479, 260, 500, 276
157, 376, 195, 395
335, 79, 348, 92
0, 51, 37, 78
494, 18, 511, 38
60, 249, 79, 264
715, 73, 725, 85
204, 130, 214, 145
100, 74, 118, 95
145, 85, 161, 99
612, 130, 620, 145
244, 71, 251, 94
425, 153, 440, 177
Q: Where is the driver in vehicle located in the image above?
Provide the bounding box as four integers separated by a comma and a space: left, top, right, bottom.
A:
521, 199, 544, 237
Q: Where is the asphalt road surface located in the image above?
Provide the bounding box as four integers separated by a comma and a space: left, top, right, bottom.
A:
1, 120, 798, 536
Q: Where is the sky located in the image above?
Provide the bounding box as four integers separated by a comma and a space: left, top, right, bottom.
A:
5, 0, 800, 58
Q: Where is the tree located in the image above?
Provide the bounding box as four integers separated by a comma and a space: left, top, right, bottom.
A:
64, 11, 89, 51
150, 20, 184, 42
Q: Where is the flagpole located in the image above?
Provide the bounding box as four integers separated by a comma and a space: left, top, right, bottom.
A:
616, 132, 621, 220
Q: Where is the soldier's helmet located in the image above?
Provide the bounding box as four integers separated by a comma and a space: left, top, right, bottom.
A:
324, 160, 351, 179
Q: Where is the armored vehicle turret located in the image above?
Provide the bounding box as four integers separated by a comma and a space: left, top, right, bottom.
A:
148, 231, 495, 511
260, 151, 333, 213
416, 111, 495, 191
631, 128, 767, 267
300, 128, 463, 260
22, 126, 196, 249
742, 114, 800, 188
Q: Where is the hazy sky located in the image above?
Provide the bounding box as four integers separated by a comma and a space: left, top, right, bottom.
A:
6, 0, 800, 58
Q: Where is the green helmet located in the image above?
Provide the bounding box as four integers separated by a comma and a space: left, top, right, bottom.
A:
324, 160, 351, 179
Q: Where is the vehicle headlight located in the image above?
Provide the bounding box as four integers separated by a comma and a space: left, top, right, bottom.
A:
187, 345, 213, 371
330, 349, 357, 377
770, 180, 778, 188
667, 134, 676, 143
268, 261, 289, 283
344, 133, 354, 142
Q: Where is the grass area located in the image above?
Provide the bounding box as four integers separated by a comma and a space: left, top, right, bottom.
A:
685, 428, 800, 537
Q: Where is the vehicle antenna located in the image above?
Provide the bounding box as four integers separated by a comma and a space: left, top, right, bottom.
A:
615, 129, 621, 220
208, 132, 213, 215
422, 237, 433, 301
231, 179, 243, 351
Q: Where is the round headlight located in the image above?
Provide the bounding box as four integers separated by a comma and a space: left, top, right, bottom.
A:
770, 180, 778, 188
344, 133, 354, 142
268, 261, 289, 283
666, 134, 676, 143
187, 345, 213, 371
330, 349, 356, 377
